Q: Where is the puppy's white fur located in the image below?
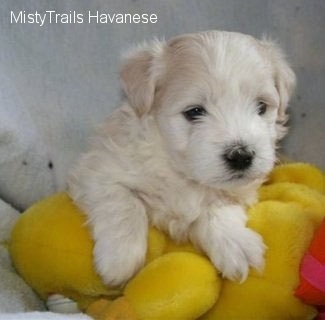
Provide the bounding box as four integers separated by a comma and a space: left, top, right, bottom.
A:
68, 30, 296, 286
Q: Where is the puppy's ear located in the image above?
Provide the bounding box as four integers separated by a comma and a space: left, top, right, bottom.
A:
261, 39, 296, 128
273, 56, 296, 124
119, 40, 165, 116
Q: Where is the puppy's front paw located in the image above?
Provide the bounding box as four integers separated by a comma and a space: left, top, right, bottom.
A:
211, 227, 266, 282
93, 239, 146, 287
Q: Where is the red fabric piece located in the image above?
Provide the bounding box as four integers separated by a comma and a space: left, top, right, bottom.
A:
295, 220, 325, 305
300, 254, 325, 292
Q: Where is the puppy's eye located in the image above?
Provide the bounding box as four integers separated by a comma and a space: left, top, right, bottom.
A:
183, 105, 207, 122
257, 101, 268, 116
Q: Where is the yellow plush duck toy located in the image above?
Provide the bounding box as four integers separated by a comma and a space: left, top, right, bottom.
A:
9, 162, 325, 319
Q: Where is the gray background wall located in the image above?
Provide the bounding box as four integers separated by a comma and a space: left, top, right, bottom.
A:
0, 0, 324, 209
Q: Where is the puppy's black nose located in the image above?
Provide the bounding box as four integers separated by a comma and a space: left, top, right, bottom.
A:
224, 145, 254, 171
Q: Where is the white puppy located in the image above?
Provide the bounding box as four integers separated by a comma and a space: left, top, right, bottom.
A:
68, 30, 296, 286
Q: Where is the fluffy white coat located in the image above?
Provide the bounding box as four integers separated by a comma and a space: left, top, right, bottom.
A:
68, 30, 296, 286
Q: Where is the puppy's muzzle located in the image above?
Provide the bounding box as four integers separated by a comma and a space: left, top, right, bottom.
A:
223, 144, 255, 171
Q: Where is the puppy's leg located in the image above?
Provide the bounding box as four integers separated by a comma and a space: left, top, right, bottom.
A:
87, 185, 148, 286
190, 205, 266, 282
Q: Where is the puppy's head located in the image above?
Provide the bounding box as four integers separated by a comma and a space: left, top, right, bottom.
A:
120, 31, 296, 190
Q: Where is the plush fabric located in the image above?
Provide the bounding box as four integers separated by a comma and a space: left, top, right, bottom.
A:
9, 163, 325, 320
0, 196, 93, 319
0, 198, 44, 313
